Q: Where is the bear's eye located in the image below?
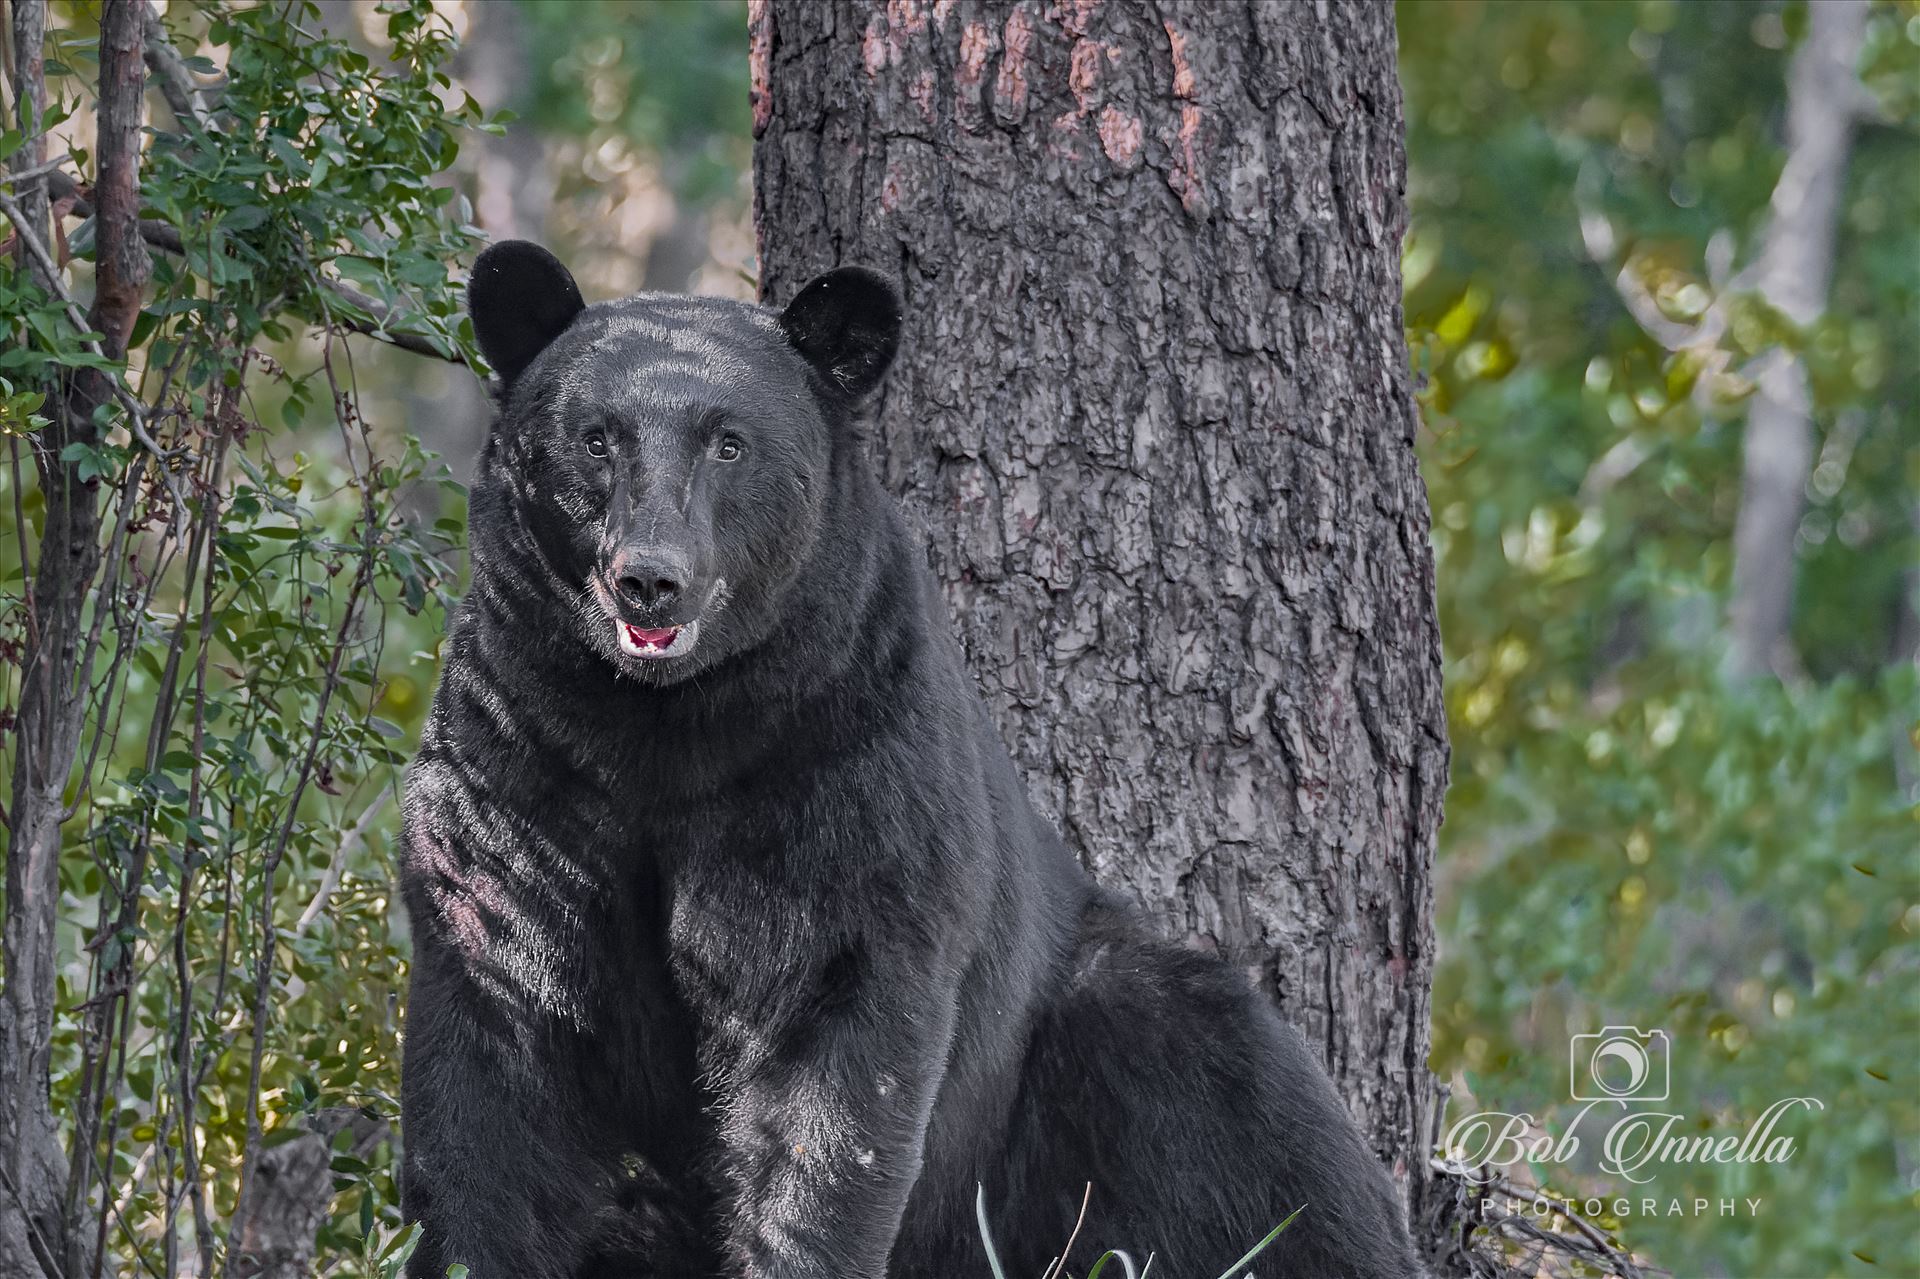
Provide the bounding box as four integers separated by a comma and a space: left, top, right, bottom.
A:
584, 432, 608, 459
714, 436, 744, 463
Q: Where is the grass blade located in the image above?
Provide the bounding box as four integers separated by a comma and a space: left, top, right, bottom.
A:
1212, 1205, 1306, 1279
976, 1182, 1009, 1279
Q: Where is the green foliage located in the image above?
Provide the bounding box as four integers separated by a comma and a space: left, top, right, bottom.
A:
0, 375, 50, 436
139, 0, 484, 358
1400, 1, 1919, 1274
2, 1, 486, 1271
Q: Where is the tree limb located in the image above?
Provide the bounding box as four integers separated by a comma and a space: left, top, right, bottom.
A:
292, 790, 390, 936
141, 4, 219, 129
0, 1, 150, 1272
28, 167, 466, 365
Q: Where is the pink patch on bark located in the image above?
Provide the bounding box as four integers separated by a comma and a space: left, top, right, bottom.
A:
1164, 19, 1196, 99
748, 0, 773, 136
862, 14, 890, 76
996, 7, 1032, 114
956, 22, 991, 91
883, 0, 929, 67
882, 0, 929, 65
1097, 105, 1143, 167
909, 69, 937, 123
888, 0, 929, 36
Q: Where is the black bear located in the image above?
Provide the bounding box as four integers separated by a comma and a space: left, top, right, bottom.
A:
398, 241, 1422, 1279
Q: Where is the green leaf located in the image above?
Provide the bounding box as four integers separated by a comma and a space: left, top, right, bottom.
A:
221, 204, 270, 233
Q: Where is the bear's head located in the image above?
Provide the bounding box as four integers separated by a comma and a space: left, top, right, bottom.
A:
466, 241, 901, 684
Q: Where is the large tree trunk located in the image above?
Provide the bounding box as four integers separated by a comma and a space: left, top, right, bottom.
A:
752, 0, 1447, 1240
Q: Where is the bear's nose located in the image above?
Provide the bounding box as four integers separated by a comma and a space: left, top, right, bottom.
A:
611, 551, 688, 611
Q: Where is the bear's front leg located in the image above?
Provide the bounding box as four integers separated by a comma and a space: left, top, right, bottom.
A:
685, 922, 963, 1279
401, 938, 606, 1279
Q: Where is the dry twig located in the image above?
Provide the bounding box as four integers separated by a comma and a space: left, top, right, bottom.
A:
1428, 1158, 1660, 1279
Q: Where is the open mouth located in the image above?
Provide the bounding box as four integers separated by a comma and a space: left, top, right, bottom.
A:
615, 618, 700, 661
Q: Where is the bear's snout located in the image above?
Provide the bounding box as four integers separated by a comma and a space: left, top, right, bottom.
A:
611, 547, 692, 613
597, 541, 715, 666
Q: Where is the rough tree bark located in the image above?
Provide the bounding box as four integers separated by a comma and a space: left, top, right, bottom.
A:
752, 0, 1448, 1240
227, 1109, 388, 1279
1, 5, 68, 1275
1, 3, 148, 1275
1726, 0, 1869, 681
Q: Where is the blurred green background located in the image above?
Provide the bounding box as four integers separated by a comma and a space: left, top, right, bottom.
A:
1399, 3, 1916, 1275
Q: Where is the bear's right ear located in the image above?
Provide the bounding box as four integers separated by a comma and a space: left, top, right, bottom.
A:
468, 241, 586, 388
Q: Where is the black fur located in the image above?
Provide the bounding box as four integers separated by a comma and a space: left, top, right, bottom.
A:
469, 240, 587, 386
398, 243, 1421, 1279
774, 266, 902, 398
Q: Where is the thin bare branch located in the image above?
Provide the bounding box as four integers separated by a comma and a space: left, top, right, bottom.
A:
293, 790, 390, 935
1430, 1159, 1653, 1279
0, 152, 71, 186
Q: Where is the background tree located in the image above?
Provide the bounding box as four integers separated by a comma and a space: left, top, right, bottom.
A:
1726, 0, 1870, 680
752, 0, 1451, 1245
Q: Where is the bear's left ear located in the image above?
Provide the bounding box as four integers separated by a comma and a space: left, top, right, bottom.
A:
777, 266, 902, 399
468, 240, 586, 388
